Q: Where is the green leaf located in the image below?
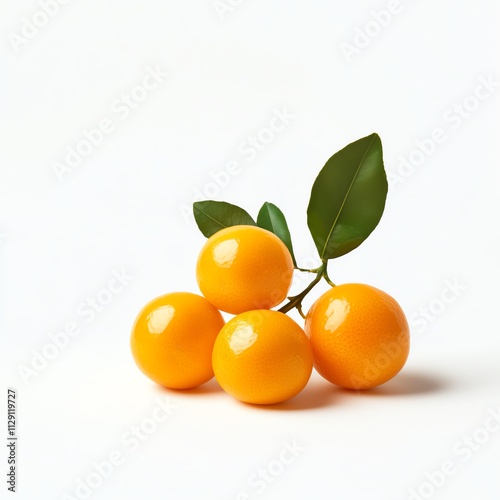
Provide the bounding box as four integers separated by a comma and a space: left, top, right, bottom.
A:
193, 200, 256, 238
257, 202, 297, 266
307, 133, 388, 259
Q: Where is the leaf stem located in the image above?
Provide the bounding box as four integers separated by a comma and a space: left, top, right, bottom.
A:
323, 266, 336, 287
296, 303, 306, 320
294, 266, 322, 273
279, 260, 334, 315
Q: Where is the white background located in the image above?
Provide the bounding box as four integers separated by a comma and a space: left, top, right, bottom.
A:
1, 1, 500, 499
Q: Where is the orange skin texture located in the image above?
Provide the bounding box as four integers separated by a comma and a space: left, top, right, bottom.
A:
196, 225, 294, 315
130, 292, 225, 389
305, 284, 410, 390
212, 310, 313, 405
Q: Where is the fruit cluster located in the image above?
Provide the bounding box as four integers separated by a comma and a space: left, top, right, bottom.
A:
130, 134, 410, 405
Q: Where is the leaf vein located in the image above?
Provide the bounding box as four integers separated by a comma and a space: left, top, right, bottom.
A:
320, 134, 377, 258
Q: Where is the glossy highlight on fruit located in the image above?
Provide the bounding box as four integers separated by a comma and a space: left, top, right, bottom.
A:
196, 225, 294, 314
305, 284, 410, 390
130, 292, 225, 389
212, 310, 313, 404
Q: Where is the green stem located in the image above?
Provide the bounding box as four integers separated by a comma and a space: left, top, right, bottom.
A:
296, 303, 306, 320
323, 266, 336, 287
279, 260, 331, 315
294, 266, 321, 273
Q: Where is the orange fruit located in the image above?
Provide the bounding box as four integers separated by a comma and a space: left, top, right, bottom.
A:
305, 284, 410, 390
212, 310, 313, 404
130, 292, 225, 389
196, 225, 294, 315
